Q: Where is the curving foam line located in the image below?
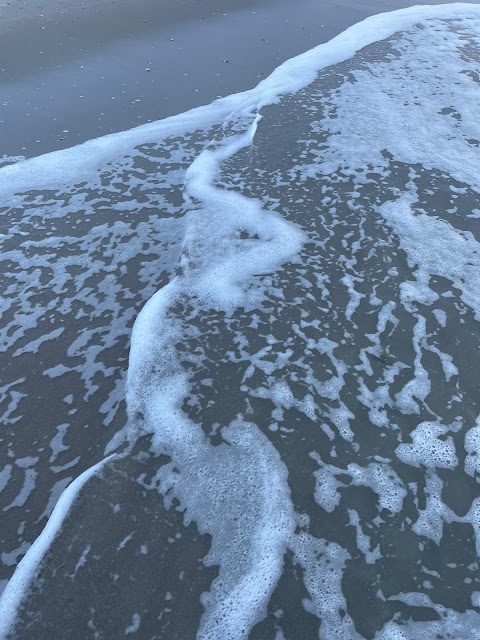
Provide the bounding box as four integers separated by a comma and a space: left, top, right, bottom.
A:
0, 455, 115, 639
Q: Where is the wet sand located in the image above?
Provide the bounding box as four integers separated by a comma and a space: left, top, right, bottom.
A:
2, 0, 479, 160
2, 3, 480, 639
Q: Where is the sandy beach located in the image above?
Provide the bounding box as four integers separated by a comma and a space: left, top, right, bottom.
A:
2, 2, 480, 639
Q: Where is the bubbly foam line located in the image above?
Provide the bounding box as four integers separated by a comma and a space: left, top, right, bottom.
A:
1, 4, 480, 196
0, 455, 115, 639
121, 112, 303, 637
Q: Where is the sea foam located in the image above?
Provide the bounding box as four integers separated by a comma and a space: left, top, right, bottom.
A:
2, 4, 480, 639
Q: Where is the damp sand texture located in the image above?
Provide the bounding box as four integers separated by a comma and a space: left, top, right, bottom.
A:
2, 4, 480, 640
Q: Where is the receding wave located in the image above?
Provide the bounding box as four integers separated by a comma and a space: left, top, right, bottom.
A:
1, 4, 480, 639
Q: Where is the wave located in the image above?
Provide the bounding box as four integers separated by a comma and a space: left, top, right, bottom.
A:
1, 3, 480, 639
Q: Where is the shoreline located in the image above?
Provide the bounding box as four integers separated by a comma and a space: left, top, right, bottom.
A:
3, 0, 479, 160
1, 4, 480, 637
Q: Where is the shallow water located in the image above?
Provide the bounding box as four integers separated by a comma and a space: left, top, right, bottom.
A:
1, 5, 480, 639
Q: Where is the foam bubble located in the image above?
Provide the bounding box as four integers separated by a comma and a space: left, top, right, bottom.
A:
395, 421, 458, 470
465, 416, 480, 479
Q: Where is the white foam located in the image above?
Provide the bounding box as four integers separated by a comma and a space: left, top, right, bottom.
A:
341, 273, 365, 325
465, 416, 480, 478
3, 4, 480, 638
380, 194, 480, 321
348, 509, 382, 565
123, 117, 302, 636
411, 471, 449, 544
395, 421, 458, 470
2, 468, 37, 512
0, 456, 114, 639
124, 613, 141, 635
432, 309, 447, 328
347, 462, 406, 514
376, 592, 480, 639
293, 533, 360, 639
312, 453, 406, 515
395, 315, 430, 415
0, 465, 13, 495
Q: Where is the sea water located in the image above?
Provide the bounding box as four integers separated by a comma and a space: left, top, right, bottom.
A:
1, 4, 480, 638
